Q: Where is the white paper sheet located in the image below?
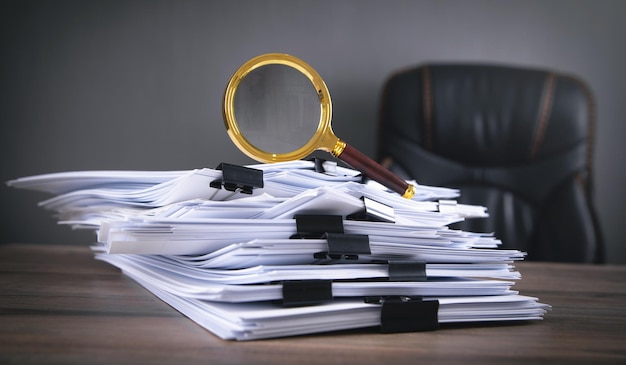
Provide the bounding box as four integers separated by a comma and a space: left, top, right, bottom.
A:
8, 160, 548, 341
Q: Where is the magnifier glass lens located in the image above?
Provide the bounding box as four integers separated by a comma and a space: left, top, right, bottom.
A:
233, 64, 321, 154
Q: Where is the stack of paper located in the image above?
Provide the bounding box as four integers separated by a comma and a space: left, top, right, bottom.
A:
8, 160, 550, 340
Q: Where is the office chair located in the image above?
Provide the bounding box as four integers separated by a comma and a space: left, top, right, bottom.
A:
377, 64, 603, 263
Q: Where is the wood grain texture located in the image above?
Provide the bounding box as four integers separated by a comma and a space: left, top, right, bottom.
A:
1, 243, 625, 364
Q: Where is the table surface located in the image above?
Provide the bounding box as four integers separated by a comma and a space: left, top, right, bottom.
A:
1, 243, 625, 364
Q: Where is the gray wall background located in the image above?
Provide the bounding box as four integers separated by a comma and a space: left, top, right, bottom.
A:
2, 0, 625, 264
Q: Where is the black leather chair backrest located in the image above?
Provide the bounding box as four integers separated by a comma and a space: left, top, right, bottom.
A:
377, 64, 603, 263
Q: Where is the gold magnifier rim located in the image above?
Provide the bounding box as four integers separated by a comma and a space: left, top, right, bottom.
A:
222, 53, 336, 163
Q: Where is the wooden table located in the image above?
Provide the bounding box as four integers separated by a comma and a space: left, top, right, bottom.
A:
1, 243, 625, 364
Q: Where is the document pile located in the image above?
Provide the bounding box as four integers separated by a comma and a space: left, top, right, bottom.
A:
8, 160, 549, 340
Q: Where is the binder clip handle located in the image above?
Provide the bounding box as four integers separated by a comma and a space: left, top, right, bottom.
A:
210, 163, 263, 194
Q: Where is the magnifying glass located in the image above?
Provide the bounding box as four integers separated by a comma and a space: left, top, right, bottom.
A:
222, 53, 416, 199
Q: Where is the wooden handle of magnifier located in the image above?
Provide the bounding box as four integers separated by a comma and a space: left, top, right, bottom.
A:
338, 143, 415, 199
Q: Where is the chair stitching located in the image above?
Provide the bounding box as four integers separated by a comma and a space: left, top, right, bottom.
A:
530, 73, 556, 160
380, 156, 393, 169
422, 66, 433, 150
563, 74, 596, 175
575, 171, 588, 195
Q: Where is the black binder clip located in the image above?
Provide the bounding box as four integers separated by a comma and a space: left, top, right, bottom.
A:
281, 280, 333, 307
290, 214, 344, 239
365, 296, 439, 333
309, 157, 337, 175
314, 232, 371, 260
290, 215, 370, 260
209, 163, 263, 194
347, 196, 396, 223
388, 261, 427, 282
